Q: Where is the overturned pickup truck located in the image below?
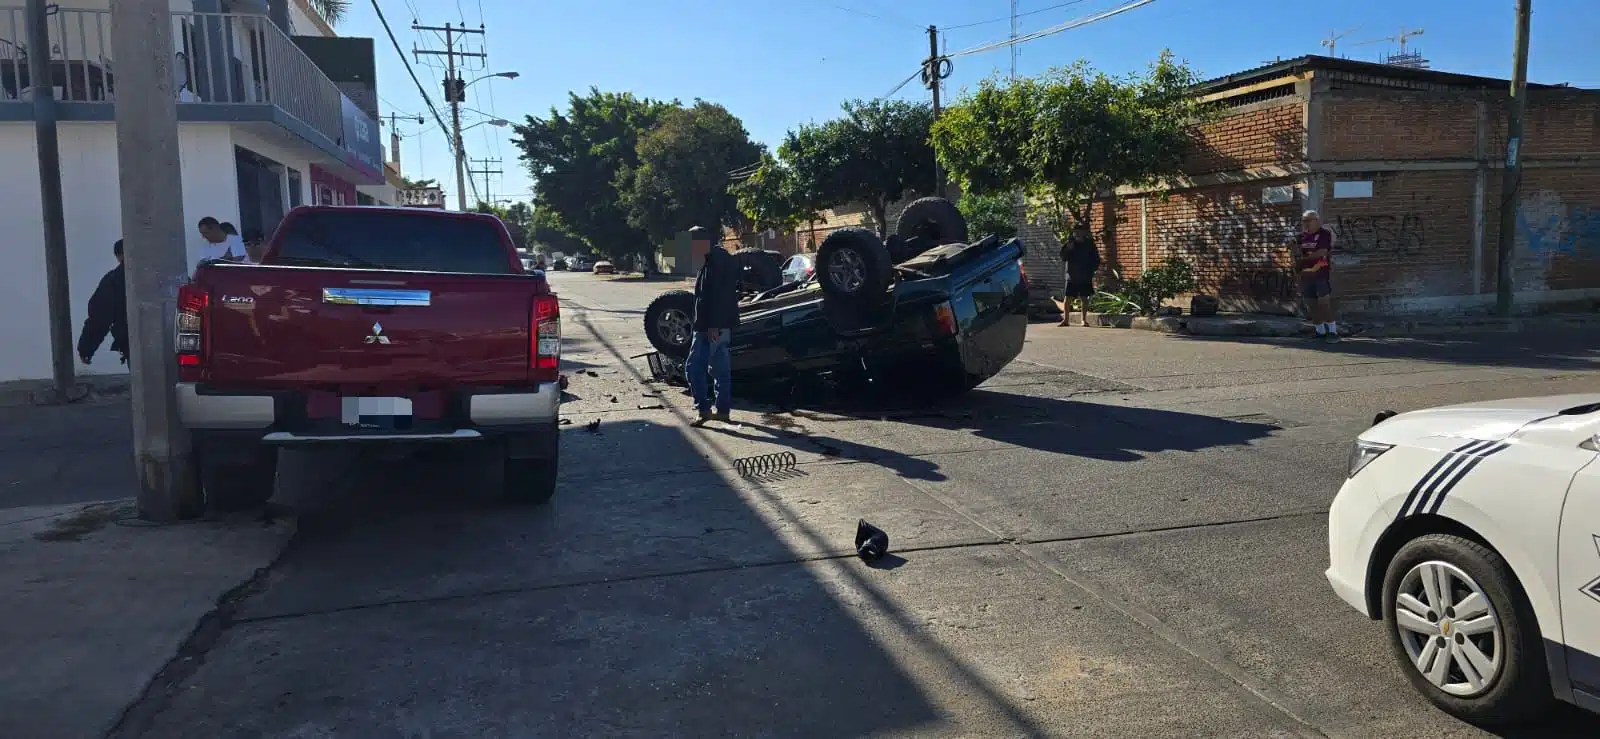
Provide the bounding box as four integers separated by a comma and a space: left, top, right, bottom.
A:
642, 197, 1030, 398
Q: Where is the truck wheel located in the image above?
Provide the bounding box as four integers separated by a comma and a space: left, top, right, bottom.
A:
816, 227, 891, 302
502, 457, 558, 505
192, 446, 278, 516
644, 289, 697, 359
896, 197, 968, 248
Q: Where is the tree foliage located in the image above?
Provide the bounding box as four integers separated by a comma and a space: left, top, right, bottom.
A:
529, 204, 588, 253
957, 192, 1018, 241
731, 153, 813, 233
931, 51, 1212, 240
513, 88, 670, 259
619, 100, 762, 242
400, 176, 437, 190
307, 0, 348, 24
779, 99, 937, 237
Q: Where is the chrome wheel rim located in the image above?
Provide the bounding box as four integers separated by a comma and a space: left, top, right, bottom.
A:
827, 249, 866, 293
656, 308, 692, 348
1394, 560, 1504, 697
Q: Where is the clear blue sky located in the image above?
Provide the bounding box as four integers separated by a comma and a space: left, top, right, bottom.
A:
338, 0, 1599, 207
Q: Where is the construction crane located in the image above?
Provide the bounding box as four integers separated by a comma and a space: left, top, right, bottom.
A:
1353, 26, 1425, 54
1320, 27, 1359, 57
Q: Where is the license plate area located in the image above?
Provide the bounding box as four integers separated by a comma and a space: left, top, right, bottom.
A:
340, 396, 415, 431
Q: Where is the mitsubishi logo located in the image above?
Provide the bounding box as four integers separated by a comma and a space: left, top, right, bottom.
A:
365, 322, 391, 345
1584, 535, 1600, 605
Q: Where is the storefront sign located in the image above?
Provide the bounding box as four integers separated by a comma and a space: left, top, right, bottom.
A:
399, 187, 446, 208
340, 95, 385, 183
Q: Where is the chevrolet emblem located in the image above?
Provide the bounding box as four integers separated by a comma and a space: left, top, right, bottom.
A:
365, 322, 391, 345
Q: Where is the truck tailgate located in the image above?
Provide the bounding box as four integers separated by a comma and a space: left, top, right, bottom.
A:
202, 266, 538, 387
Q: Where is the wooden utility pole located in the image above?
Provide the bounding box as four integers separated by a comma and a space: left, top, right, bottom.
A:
1494, 0, 1531, 315
413, 22, 486, 211
112, 0, 199, 519
469, 157, 503, 205
925, 25, 946, 198
26, 0, 76, 403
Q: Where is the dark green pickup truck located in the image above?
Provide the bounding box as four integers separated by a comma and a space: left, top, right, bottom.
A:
642, 201, 1030, 397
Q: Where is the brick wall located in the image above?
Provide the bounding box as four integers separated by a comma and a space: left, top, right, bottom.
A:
1483, 167, 1600, 299
1186, 98, 1305, 174
1318, 90, 1600, 162
1317, 170, 1480, 313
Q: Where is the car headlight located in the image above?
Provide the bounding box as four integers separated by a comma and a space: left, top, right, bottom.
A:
1347, 439, 1393, 479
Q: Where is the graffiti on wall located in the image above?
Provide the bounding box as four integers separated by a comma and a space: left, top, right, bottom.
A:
1332, 214, 1427, 258
1517, 189, 1600, 257
1156, 204, 1298, 300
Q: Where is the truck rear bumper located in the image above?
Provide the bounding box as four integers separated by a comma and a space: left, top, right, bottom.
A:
176, 382, 561, 448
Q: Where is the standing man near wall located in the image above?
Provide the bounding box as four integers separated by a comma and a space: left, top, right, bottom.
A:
1295, 210, 1339, 343
686, 225, 739, 427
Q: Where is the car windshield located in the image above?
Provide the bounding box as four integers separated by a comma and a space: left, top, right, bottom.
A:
272, 210, 514, 274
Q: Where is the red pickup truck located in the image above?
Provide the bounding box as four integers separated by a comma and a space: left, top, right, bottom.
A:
175, 205, 562, 516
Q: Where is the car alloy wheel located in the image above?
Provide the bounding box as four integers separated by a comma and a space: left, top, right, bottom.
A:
827, 249, 866, 293
656, 308, 692, 348
1393, 560, 1504, 698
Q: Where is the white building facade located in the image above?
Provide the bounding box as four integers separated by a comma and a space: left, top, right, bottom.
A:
0, 0, 392, 382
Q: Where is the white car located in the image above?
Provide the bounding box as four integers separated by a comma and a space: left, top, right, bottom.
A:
780, 253, 814, 285
1327, 393, 1600, 725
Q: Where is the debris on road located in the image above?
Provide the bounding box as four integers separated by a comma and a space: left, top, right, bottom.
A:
637, 403, 664, 410
855, 519, 889, 561
609, 395, 618, 403
732, 451, 797, 479
558, 418, 572, 426
558, 374, 570, 391
584, 419, 601, 433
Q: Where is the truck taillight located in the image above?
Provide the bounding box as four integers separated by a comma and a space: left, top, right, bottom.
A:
1017, 260, 1029, 291
176, 284, 209, 379
933, 300, 958, 337
531, 294, 560, 382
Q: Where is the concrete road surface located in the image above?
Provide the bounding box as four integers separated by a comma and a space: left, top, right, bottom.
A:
112, 271, 1600, 739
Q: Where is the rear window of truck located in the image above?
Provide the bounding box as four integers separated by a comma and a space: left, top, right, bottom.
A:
271, 210, 514, 274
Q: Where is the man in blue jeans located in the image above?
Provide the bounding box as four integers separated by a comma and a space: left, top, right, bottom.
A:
686, 226, 740, 426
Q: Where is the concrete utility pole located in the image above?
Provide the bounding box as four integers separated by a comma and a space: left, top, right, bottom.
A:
26, 0, 76, 403
413, 22, 486, 211
925, 25, 947, 198
382, 111, 423, 173
112, 0, 198, 520
1494, 0, 1532, 315
469, 157, 502, 205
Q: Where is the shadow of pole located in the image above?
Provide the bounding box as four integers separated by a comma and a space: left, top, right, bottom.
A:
571, 312, 1052, 737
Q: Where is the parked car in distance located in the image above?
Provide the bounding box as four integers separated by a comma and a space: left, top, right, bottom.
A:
781, 253, 815, 284
179, 205, 563, 517
569, 258, 593, 272
550, 257, 568, 271
593, 260, 616, 275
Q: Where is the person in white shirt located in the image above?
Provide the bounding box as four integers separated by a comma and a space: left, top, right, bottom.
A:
220, 222, 247, 262
190, 217, 240, 275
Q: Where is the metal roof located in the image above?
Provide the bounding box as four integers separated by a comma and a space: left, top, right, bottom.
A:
1194, 55, 1580, 94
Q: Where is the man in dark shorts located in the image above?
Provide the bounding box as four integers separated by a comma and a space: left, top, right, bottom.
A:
1058, 223, 1100, 327
1295, 210, 1339, 343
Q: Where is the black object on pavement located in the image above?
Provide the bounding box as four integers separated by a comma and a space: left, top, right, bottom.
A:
855, 519, 889, 561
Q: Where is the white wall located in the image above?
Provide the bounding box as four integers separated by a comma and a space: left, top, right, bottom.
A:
287, 0, 334, 37
0, 121, 238, 382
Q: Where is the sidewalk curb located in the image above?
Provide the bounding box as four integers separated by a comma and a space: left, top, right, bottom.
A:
1067, 312, 1600, 338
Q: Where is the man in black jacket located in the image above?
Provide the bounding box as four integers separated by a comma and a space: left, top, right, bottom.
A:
78, 239, 128, 366
686, 226, 740, 426
1058, 223, 1100, 327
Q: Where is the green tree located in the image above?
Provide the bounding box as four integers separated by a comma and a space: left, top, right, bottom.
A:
400, 176, 437, 190
306, 0, 348, 24
529, 203, 588, 253
780, 99, 937, 237
957, 192, 1018, 241
732, 153, 813, 233
513, 88, 671, 259
618, 100, 763, 242
931, 51, 1212, 241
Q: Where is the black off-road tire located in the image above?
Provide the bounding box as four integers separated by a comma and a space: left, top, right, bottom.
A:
815, 227, 892, 303
502, 457, 558, 505
644, 289, 697, 359
896, 197, 968, 247
1381, 533, 1553, 726
191, 446, 278, 516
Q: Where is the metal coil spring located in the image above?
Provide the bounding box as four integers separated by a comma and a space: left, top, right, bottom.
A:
732, 451, 797, 479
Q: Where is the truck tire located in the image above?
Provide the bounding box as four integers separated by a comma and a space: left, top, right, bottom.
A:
192, 446, 278, 516
896, 197, 968, 248
644, 289, 697, 359
816, 227, 892, 303
735, 248, 783, 292
502, 457, 558, 505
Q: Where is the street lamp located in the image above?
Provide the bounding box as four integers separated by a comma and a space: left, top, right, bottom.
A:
467, 71, 519, 87
450, 72, 518, 210
460, 118, 509, 133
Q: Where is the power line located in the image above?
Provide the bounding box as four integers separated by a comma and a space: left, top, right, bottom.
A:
367, 0, 459, 189
948, 0, 1156, 58
942, 0, 1090, 31
812, 1, 923, 30
879, 66, 925, 99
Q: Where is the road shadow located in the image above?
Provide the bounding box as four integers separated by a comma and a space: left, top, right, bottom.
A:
0, 399, 137, 510
1170, 328, 1600, 371
217, 412, 1051, 737
710, 421, 947, 481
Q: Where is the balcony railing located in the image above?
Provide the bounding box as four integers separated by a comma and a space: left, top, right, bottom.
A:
0, 6, 347, 146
